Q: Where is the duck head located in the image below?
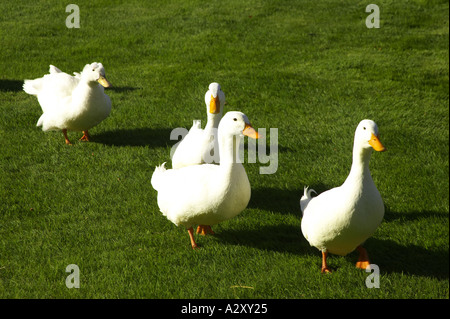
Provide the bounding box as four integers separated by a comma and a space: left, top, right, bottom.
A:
205, 82, 225, 115
82, 62, 112, 88
355, 119, 385, 152
219, 111, 260, 139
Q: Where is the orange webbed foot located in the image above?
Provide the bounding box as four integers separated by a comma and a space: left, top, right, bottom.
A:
79, 131, 91, 142
196, 225, 215, 236
355, 246, 371, 270
321, 267, 332, 273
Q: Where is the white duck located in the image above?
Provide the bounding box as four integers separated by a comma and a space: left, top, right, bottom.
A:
171, 82, 225, 168
152, 111, 259, 248
23, 62, 112, 144
300, 119, 386, 273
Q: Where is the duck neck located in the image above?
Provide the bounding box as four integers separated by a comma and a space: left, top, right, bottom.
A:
219, 133, 242, 168
345, 143, 373, 186
205, 113, 221, 132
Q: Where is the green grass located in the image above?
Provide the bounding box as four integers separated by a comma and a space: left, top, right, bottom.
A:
0, 0, 448, 299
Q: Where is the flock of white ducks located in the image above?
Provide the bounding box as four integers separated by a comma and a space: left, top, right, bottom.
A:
23, 65, 386, 272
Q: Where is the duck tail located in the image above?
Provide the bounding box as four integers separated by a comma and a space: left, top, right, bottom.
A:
36, 114, 45, 128
300, 186, 316, 215
49, 65, 62, 74
151, 162, 167, 191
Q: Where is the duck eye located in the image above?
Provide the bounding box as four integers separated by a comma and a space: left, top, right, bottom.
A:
233, 118, 237, 121
363, 127, 366, 130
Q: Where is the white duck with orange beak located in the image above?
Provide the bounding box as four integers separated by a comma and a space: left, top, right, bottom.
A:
300, 119, 386, 273
152, 111, 259, 248
23, 62, 112, 144
171, 82, 225, 168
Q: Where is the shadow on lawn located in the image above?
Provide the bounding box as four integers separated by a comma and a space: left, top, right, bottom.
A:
93, 127, 173, 147
363, 236, 449, 280
214, 224, 311, 256
248, 187, 302, 215
108, 86, 141, 93
0, 79, 24, 92
217, 208, 449, 280
248, 183, 330, 216
371, 210, 449, 280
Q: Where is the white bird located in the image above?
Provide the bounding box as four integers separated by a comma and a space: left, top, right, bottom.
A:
300, 119, 386, 273
171, 82, 225, 168
152, 111, 259, 248
23, 62, 112, 144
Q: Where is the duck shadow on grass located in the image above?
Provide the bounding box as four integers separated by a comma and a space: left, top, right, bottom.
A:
0, 79, 24, 92
372, 210, 449, 280
215, 226, 448, 279
248, 183, 330, 216
248, 188, 301, 216
215, 208, 448, 280
93, 128, 174, 147
214, 224, 309, 256
361, 237, 449, 280
108, 86, 141, 93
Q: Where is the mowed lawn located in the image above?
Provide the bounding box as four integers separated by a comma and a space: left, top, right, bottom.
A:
0, 0, 448, 299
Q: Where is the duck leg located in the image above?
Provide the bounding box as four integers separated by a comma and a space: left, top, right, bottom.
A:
188, 227, 199, 249
62, 129, 72, 145
321, 251, 331, 273
355, 245, 370, 270
80, 130, 91, 142
196, 225, 215, 235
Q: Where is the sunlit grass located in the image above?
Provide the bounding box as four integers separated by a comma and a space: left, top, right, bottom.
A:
0, 0, 448, 299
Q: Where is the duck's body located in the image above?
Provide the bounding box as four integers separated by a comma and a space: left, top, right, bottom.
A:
152, 111, 259, 248
171, 83, 225, 168
300, 119, 385, 272
23, 62, 112, 144
152, 160, 250, 228
301, 168, 384, 256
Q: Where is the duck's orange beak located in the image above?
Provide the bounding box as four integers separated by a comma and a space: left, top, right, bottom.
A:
243, 123, 260, 139
209, 95, 220, 114
369, 133, 385, 152
98, 76, 112, 88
